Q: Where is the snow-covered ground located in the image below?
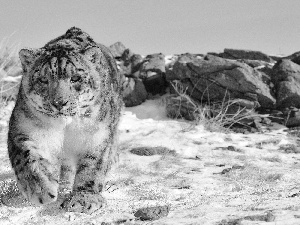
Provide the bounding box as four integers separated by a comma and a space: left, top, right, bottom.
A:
1, 98, 300, 224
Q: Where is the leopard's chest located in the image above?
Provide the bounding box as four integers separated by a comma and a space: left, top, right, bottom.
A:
59, 116, 110, 155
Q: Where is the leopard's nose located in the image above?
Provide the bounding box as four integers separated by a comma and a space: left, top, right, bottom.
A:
52, 99, 68, 111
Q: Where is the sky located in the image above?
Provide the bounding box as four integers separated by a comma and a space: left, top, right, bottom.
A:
0, 0, 300, 56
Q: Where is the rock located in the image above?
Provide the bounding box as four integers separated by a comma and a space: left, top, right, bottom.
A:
261, 117, 272, 125
267, 110, 285, 124
218, 218, 242, 225
286, 116, 300, 127
237, 59, 269, 68
279, 144, 300, 153
271, 59, 300, 84
120, 48, 134, 64
284, 51, 300, 65
122, 78, 147, 107
99, 213, 135, 225
274, 107, 300, 127
134, 205, 170, 221
251, 119, 263, 132
140, 53, 167, 95
143, 74, 167, 95
206, 52, 220, 57
230, 98, 260, 110
165, 54, 179, 67
284, 110, 300, 127
269, 55, 283, 61
221, 48, 274, 63
292, 55, 300, 65
271, 59, 300, 108
276, 81, 300, 109
130, 146, 176, 156
226, 146, 243, 152
140, 53, 166, 79
117, 49, 143, 77
130, 54, 144, 75
116, 61, 132, 77
177, 53, 201, 63
109, 42, 127, 58
168, 54, 275, 109
243, 212, 276, 222
166, 53, 197, 81
257, 65, 273, 85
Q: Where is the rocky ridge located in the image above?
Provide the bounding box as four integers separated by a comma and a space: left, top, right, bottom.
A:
110, 42, 300, 129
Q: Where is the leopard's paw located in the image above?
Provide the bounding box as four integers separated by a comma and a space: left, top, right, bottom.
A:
61, 191, 106, 214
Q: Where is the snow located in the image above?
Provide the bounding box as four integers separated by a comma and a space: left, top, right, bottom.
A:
165, 55, 178, 66
1, 75, 22, 83
0, 97, 300, 224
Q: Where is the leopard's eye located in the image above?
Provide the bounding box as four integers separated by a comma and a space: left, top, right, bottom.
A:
38, 77, 48, 84
71, 75, 82, 83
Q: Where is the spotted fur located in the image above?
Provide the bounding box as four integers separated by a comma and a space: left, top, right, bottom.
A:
7, 27, 123, 213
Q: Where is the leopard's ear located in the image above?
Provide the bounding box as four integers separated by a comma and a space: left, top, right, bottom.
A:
19, 48, 40, 72
83, 47, 101, 64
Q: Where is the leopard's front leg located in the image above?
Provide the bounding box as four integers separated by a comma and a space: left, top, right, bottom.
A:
8, 134, 61, 205
61, 143, 115, 214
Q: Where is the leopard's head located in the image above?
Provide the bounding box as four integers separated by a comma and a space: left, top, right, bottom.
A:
19, 46, 111, 117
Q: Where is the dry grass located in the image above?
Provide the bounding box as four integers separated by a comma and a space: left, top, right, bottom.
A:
0, 36, 22, 110
168, 81, 255, 133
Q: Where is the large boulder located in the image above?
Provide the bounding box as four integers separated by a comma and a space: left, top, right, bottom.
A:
167, 54, 276, 109
271, 59, 300, 84
220, 48, 274, 63
117, 50, 134, 76
109, 41, 144, 79
139, 53, 167, 95
284, 51, 300, 65
257, 65, 273, 85
134, 205, 170, 221
109, 42, 127, 58
130, 53, 144, 75
139, 53, 166, 78
122, 78, 148, 107
166, 53, 200, 81
271, 59, 300, 108
117, 49, 143, 77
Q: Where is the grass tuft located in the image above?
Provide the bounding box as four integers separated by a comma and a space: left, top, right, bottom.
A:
167, 81, 255, 132
0, 35, 22, 109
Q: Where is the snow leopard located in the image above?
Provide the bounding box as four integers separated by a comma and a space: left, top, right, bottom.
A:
7, 27, 123, 214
